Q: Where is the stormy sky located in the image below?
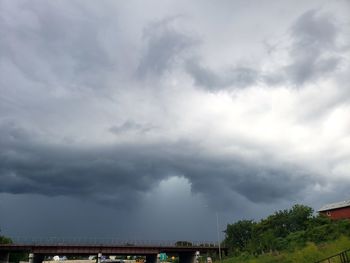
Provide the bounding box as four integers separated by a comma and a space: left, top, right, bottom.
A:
0, 0, 350, 242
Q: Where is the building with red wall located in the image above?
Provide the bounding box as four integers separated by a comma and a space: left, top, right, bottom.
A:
318, 200, 350, 220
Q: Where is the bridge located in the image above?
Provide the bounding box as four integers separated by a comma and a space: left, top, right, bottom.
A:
0, 240, 227, 263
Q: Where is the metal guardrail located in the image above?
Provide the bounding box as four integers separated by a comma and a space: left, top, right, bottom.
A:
8, 237, 219, 248
315, 248, 350, 263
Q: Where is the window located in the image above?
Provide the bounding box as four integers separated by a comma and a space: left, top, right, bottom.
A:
327, 211, 331, 216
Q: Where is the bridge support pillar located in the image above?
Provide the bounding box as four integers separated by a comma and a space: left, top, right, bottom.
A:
96, 253, 102, 263
178, 253, 195, 263
29, 253, 34, 263
146, 254, 157, 263
0, 252, 9, 263
29, 253, 44, 263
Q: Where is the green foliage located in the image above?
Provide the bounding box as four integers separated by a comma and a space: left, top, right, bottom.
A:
289, 242, 322, 263
10, 253, 28, 263
223, 203, 350, 258
0, 235, 12, 244
257, 204, 313, 238
225, 220, 255, 252
285, 230, 306, 249
0, 233, 27, 263
218, 236, 350, 263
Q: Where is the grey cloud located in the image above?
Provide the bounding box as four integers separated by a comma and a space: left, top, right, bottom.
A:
285, 10, 341, 85
262, 72, 286, 86
186, 59, 259, 90
232, 169, 310, 203
291, 10, 337, 49
109, 121, 155, 134
185, 10, 343, 91
0, 122, 319, 210
136, 17, 196, 78
285, 54, 341, 86
0, 1, 117, 90
175, 155, 315, 209
184, 10, 342, 90
260, 9, 345, 88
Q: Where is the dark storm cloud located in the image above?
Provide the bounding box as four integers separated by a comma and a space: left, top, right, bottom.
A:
172, 154, 316, 208
285, 10, 341, 85
1, 0, 350, 241
0, 121, 320, 210
186, 59, 259, 90
0, 123, 165, 207
136, 17, 196, 78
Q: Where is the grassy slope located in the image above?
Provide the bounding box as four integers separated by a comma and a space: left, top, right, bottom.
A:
220, 236, 350, 263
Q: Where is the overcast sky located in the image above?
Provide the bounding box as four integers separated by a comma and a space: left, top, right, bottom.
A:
0, 0, 350, 242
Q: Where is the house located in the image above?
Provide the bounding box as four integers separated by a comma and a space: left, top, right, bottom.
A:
318, 200, 350, 220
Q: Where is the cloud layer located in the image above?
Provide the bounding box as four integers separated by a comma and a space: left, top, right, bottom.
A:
0, 0, 350, 239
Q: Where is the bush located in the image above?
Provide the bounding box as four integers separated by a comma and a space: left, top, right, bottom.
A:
290, 242, 322, 263
0, 235, 12, 244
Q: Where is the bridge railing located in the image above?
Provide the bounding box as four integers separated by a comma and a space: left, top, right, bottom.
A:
315, 248, 350, 263
9, 237, 219, 248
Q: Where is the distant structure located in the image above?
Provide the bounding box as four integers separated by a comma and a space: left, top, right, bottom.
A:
318, 200, 350, 220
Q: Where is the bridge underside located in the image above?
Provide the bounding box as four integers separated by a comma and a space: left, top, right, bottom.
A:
0, 245, 226, 263
0, 252, 196, 263
0, 252, 9, 263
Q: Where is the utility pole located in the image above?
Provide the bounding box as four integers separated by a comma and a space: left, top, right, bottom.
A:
216, 212, 222, 263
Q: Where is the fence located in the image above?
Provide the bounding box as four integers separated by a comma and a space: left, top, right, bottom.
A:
315, 248, 350, 263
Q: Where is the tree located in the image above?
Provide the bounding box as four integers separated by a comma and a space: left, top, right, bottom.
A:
223, 204, 315, 255
224, 220, 255, 252
256, 205, 313, 239
0, 233, 28, 263
0, 229, 12, 244
288, 204, 313, 232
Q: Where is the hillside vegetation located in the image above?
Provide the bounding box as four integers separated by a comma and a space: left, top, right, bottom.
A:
222, 204, 350, 262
